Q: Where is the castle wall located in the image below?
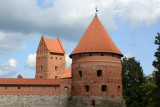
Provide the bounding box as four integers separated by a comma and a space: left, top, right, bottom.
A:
0, 85, 60, 95
0, 92, 70, 107
71, 53, 122, 97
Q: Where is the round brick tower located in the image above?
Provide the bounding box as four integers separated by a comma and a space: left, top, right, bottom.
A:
69, 16, 123, 107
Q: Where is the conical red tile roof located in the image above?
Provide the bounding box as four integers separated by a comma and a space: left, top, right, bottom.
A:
70, 17, 123, 57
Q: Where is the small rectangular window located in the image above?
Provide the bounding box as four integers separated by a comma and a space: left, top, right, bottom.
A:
79, 71, 82, 77
85, 85, 89, 92
97, 70, 102, 77
18, 87, 20, 89
55, 66, 57, 70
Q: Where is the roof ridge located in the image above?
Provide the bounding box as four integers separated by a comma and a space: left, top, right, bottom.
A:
57, 38, 65, 53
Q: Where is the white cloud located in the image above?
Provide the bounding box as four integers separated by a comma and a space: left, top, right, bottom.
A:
0, 58, 19, 78
65, 55, 72, 68
8, 58, 17, 67
25, 53, 36, 69
124, 52, 135, 58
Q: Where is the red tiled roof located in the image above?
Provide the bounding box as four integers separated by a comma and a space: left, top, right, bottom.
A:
0, 79, 70, 86
60, 66, 71, 79
70, 17, 123, 57
43, 36, 65, 54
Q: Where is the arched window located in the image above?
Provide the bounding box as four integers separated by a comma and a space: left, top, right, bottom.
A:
64, 86, 68, 91
91, 99, 96, 106
79, 71, 82, 77
97, 70, 102, 77
85, 85, 89, 92
102, 85, 107, 92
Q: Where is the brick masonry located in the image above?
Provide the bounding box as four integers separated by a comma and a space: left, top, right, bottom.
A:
71, 53, 122, 97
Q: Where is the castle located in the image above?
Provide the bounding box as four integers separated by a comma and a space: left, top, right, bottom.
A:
0, 14, 124, 107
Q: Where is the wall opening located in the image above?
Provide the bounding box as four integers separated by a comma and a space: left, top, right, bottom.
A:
64, 86, 68, 91
97, 70, 102, 77
60, 57, 62, 60
102, 85, 107, 92
90, 99, 96, 106
79, 71, 82, 77
85, 85, 89, 92
56, 57, 57, 60
55, 66, 57, 70
51, 57, 53, 59
40, 76, 42, 79
18, 87, 20, 89
89, 53, 92, 56
118, 86, 120, 90
79, 54, 81, 57
55, 76, 57, 79
101, 53, 104, 56
72, 86, 74, 93
41, 65, 42, 70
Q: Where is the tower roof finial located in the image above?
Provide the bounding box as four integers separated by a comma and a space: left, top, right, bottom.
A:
95, 6, 98, 17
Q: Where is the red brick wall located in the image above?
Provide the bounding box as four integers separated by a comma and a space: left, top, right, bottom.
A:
71, 52, 122, 97
0, 85, 60, 95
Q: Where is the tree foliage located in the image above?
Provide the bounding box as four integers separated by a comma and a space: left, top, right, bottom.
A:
153, 32, 160, 88
122, 57, 144, 107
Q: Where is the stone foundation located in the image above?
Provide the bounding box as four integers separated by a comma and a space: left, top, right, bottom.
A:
0, 92, 70, 107
68, 96, 124, 107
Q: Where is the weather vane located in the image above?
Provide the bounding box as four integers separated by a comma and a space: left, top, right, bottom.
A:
95, 6, 98, 17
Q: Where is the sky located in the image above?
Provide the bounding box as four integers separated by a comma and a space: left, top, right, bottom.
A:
0, 0, 160, 78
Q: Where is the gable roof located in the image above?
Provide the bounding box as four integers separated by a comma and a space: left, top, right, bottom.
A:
42, 35, 65, 54
60, 66, 71, 79
70, 16, 123, 57
0, 78, 70, 86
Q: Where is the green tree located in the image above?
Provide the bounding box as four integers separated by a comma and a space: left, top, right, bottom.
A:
140, 82, 157, 107
152, 32, 160, 106
153, 32, 160, 88
122, 57, 144, 107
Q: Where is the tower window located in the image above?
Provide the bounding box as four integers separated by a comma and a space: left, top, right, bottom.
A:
102, 85, 107, 92
55, 76, 57, 79
85, 85, 89, 92
41, 65, 42, 70
55, 66, 57, 70
89, 53, 92, 56
79, 71, 82, 77
118, 86, 120, 89
97, 70, 102, 77
18, 87, 20, 89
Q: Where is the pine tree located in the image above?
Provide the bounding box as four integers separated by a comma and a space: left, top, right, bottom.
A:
153, 32, 160, 88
